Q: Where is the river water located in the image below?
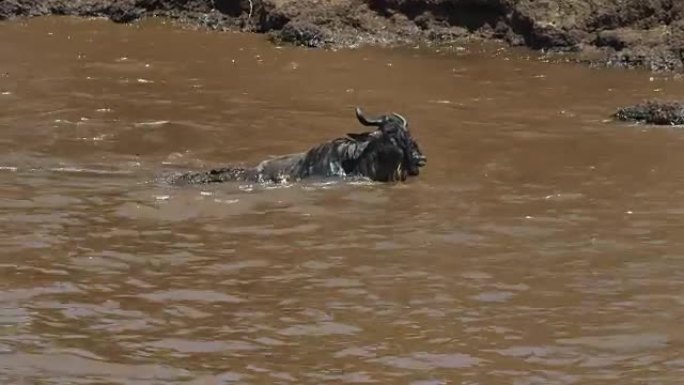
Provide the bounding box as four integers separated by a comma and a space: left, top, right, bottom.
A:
1, 16, 684, 385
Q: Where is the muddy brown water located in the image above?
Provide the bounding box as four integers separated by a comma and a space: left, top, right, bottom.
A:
2, 16, 684, 385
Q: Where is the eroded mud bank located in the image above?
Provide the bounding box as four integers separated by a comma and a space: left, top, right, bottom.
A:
2, 0, 684, 73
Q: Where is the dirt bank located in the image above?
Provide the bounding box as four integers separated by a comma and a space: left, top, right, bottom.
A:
2, 0, 684, 72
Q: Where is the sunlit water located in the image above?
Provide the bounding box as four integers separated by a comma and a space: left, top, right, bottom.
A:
2, 16, 684, 385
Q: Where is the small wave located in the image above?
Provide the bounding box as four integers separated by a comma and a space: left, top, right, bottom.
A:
77, 134, 109, 141
54, 119, 77, 124
48, 167, 133, 175
213, 198, 239, 204
134, 120, 170, 127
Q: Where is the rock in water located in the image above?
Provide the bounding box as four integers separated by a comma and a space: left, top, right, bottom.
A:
614, 101, 684, 125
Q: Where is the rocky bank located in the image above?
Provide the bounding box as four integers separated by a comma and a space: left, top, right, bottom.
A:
2, 0, 684, 73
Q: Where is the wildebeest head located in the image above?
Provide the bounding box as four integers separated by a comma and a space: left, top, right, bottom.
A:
347, 107, 427, 181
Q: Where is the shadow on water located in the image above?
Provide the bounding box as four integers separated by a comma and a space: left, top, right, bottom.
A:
2, 15, 684, 385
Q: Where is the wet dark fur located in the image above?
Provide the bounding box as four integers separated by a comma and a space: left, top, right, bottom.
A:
614, 101, 684, 125
172, 107, 426, 185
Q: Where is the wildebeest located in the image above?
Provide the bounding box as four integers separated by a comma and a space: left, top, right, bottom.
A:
171, 107, 427, 185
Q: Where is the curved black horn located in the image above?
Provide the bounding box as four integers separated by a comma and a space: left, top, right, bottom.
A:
392, 112, 407, 127
355, 107, 385, 126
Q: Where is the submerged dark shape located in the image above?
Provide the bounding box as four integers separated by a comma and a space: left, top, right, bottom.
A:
172, 107, 427, 185
614, 101, 684, 125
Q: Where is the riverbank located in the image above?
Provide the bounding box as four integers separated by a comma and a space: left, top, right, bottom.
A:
2, 0, 683, 72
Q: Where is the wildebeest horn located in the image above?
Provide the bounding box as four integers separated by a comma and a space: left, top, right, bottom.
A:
392, 112, 407, 127
355, 107, 385, 126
